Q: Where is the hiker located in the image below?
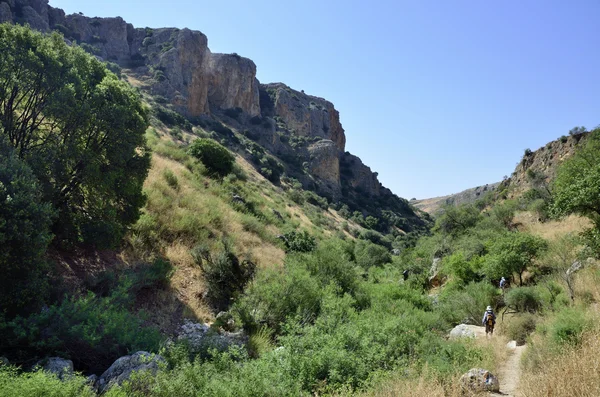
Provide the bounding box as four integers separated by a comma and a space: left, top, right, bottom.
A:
499, 277, 506, 290
482, 306, 496, 336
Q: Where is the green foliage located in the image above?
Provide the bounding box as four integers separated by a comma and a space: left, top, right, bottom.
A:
0, 366, 95, 397
505, 287, 542, 313
442, 252, 483, 285
433, 204, 481, 237
0, 24, 150, 248
280, 230, 317, 253
503, 313, 537, 345
303, 191, 328, 209
485, 232, 547, 284
553, 129, 600, 255
0, 137, 54, 317
354, 240, 392, 269
0, 289, 162, 374
189, 138, 236, 177
192, 243, 256, 312
154, 106, 192, 131
437, 281, 500, 325
547, 307, 591, 346
490, 200, 518, 228
162, 169, 179, 190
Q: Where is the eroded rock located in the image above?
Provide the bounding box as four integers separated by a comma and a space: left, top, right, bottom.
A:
449, 324, 476, 339
460, 368, 500, 393
98, 351, 165, 393
37, 357, 74, 380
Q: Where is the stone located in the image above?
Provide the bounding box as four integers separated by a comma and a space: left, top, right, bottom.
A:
506, 340, 518, 349
37, 357, 74, 380
340, 152, 381, 197
460, 368, 500, 393
391, 249, 401, 256
86, 374, 99, 393
98, 351, 165, 393
0, 357, 9, 366
177, 320, 247, 354
449, 324, 476, 339
566, 260, 584, 277
428, 257, 443, 286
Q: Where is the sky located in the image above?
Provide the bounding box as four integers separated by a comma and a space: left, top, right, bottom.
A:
50, 0, 600, 199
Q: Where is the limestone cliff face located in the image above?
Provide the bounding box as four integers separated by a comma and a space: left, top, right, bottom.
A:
262, 83, 346, 152
66, 14, 133, 62
209, 54, 260, 117
308, 140, 341, 197
341, 153, 381, 196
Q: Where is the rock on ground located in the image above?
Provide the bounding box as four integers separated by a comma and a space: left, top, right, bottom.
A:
460, 368, 500, 393
37, 357, 74, 380
449, 324, 476, 339
98, 351, 165, 393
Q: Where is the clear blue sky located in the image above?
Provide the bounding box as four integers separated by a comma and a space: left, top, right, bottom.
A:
50, 0, 600, 199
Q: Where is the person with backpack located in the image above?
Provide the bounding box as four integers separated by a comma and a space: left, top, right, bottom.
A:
482, 306, 496, 336
499, 277, 506, 289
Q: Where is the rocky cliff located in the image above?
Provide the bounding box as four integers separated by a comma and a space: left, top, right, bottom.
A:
2, 0, 429, 232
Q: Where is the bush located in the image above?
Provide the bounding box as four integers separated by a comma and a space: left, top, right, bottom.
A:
0, 366, 96, 397
548, 307, 591, 346
193, 244, 256, 312
188, 138, 235, 177
162, 169, 179, 190
354, 240, 392, 269
505, 286, 543, 313
0, 290, 163, 373
437, 281, 500, 325
504, 313, 537, 345
279, 230, 317, 253
0, 136, 54, 317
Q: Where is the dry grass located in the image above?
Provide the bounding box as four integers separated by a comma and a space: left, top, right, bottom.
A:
519, 329, 600, 397
514, 212, 591, 241
360, 374, 461, 397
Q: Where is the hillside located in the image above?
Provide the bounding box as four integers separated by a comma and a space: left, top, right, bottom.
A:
2, 2, 600, 397
0, 0, 429, 236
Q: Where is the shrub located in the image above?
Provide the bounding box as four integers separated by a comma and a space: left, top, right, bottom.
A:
188, 138, 235, 177
0, 290, 162, 373
548, 307, 591, 346
354, 240, 392, 269
162, 169, 179, 190
437, 281, 500, 325
304, 191, 328, 209
279, 230, 317, 253
0, 366, 96, 397
503, 313, 537, 345
505, 286, 542, 313
193, 244, 256, 312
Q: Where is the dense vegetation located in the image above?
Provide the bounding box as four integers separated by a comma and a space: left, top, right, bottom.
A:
2, 22, 600, 397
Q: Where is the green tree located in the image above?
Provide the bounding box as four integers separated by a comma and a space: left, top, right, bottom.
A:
188, 138, 235, 177
0, 136, 54, 316
553, 129, 600, 230
433, 204, 481, 237
0, 24, 150, 248
485, 232, 547, 285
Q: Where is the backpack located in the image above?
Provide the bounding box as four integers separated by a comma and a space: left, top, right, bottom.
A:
485, 312, 495, 326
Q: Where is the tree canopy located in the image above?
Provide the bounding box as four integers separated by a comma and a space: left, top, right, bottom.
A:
0, 24, 150, 247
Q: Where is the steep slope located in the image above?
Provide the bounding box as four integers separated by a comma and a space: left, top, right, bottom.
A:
1, 0, 429, 234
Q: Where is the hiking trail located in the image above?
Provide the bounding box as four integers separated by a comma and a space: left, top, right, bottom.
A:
492, 344, 526, 397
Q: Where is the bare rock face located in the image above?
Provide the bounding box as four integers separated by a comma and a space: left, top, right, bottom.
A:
143, 28, 211, 116
308, 140, 341, 198
65, 15, 132, 62
262, 83, 346, 152
209, 54, 260, 117
36, 357, 74, 380
340, 153, 381, 196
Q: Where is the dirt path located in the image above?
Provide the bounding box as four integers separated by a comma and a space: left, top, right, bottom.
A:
492, 345, 526, 396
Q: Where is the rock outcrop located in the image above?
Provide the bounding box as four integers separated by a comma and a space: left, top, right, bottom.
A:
177, 320, 247, 354
209, 54, 260, 117
340, 153, 381, 197
262, 83, 346, 152
449, 324, 476, 339
36, 357, 74, 380
308, 140, 341, 197
460, 368, 500, 392
98, 351, 165, 393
